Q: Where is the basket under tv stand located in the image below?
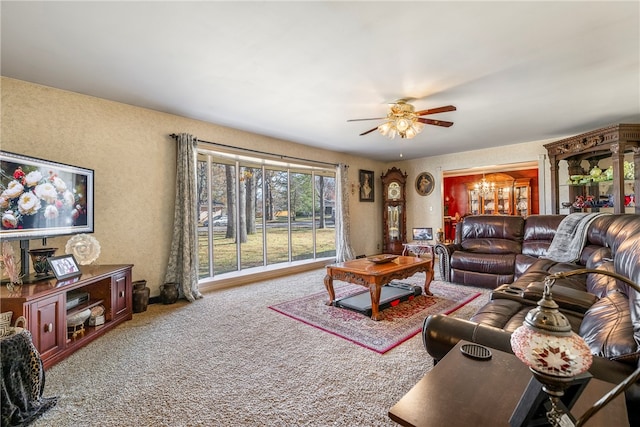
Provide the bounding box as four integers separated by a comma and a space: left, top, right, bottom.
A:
0, 264, 133, 369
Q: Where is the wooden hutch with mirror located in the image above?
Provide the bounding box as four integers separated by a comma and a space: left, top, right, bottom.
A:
545, 124, 640, 215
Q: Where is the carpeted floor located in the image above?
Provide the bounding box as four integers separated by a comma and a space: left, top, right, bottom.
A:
33, 268, 489, 427
269, 281, 481, 353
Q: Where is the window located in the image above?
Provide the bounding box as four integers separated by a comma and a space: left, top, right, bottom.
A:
196, 149, 336, 279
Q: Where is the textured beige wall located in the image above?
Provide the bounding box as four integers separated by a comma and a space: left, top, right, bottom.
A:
393, 142, 552, 234
1, 77, 551, 293
1, 77, 384, 294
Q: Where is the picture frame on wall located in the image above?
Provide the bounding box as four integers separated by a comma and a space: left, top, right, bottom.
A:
48, 254, 82, 280
412, 227, 433, 241
359, 169, 374, 202
415, 172, 435, 196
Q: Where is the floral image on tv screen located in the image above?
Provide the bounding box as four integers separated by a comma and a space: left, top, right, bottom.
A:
0, 151, 94, 240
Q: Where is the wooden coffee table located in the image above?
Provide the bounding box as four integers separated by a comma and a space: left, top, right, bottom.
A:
324, 255, 433, 321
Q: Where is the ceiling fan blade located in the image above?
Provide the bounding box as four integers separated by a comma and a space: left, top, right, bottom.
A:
415, 105, 457, 116
347, 117, 386, 122
359, 127, 379, 136
418, 118, 454, 127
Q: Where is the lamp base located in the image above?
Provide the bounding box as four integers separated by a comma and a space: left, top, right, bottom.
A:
509, 371, 591, 427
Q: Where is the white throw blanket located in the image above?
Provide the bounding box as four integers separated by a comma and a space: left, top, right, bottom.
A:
542, 212, 608, 263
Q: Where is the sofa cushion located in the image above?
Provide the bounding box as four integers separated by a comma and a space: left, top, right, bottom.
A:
586, 214, 617, 247
461, 238, 522, 254
579, 290, 639, 365
585, 260, 618, 298
522, 215, 565, 257
580, 245, 611, 267
514, 254, 539, 278
450, 269, 515, 289
451, 252, 516, 274
470, 299, 528, 332
459, 215, 524, 254
612, 215, 640, 247
613, 232, 640, 357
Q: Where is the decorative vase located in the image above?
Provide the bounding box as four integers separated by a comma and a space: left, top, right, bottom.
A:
28, 248, 57, 276
132, 280, 150, 313
159, 282, 179, 304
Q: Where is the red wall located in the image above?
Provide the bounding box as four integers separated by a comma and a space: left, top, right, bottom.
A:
443, 169, 539, 218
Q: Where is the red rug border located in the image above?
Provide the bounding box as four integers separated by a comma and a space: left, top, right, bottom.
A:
268, 290, 482, 354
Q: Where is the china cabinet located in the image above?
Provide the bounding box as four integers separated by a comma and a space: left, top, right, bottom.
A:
467, 173, 515, 215
381, 167, 407, 255
544, 124, 640, 214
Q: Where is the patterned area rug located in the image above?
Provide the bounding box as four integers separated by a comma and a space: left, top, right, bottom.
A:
269, 279, 481, 354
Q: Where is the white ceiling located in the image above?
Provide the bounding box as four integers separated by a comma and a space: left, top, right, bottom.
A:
2, 1, 639, 162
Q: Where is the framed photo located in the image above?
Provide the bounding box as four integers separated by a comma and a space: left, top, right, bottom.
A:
412, 227, 433, 241
47, 254, 82, 280
359, 169, 374, 202
415, 172, 435, 196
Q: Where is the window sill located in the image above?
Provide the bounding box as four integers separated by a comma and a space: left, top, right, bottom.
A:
198, 257, 335, 292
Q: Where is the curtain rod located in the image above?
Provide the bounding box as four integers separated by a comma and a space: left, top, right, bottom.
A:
169, 133, 342, 168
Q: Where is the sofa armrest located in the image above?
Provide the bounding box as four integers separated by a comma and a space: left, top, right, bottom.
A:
523, 282, 598, 313
422, 314, 514, 362
434, 243, 461, 282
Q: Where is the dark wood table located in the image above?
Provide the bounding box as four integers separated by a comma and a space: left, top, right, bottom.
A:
324, 255, 433, 321
389, 341, 629, 427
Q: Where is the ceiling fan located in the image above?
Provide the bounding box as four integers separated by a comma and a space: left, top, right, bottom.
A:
348, 100, 456, 139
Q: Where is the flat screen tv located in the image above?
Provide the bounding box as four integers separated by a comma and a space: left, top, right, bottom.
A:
1, 151, 94, 241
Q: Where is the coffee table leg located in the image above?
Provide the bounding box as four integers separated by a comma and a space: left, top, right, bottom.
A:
324, 273, 336, 306
369, 283, 384, 321
424, 268, 434, 296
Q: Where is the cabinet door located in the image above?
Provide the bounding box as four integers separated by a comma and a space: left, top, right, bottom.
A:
29, 294, 65, 360
496, 187, 511, 215
113, 271, 130, 317
514, 180, 530, 216
468, 189, 480, 215
482, 191, 495, 214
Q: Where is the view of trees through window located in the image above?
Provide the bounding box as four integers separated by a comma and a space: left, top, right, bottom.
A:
196, 150, 336, 278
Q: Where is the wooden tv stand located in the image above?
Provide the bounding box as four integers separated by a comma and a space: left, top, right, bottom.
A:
0, 264, 133, 369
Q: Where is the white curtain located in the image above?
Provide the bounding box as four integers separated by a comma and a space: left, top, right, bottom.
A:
164, 133, 202, 302
335, 163, 355, 262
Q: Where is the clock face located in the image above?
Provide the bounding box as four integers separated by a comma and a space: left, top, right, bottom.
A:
388, 182, 401, 200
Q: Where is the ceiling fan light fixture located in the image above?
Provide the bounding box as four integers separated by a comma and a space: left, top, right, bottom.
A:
403, 122, 423, 139
377, 101, 425, 139
350, 100, 454, 139
378, 121, 393, 136
396, 118, 411, 132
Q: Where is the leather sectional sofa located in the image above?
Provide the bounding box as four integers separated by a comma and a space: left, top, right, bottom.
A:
424, 213, 640, 424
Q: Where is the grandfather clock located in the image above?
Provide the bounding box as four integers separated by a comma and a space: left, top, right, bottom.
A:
381, 167, 407, 255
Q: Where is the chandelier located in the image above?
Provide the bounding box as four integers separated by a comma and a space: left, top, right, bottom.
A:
474, 174, 495, 197
378, 101, 425, 139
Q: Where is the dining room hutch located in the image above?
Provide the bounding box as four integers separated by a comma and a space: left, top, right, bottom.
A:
467, 172, 531, 217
